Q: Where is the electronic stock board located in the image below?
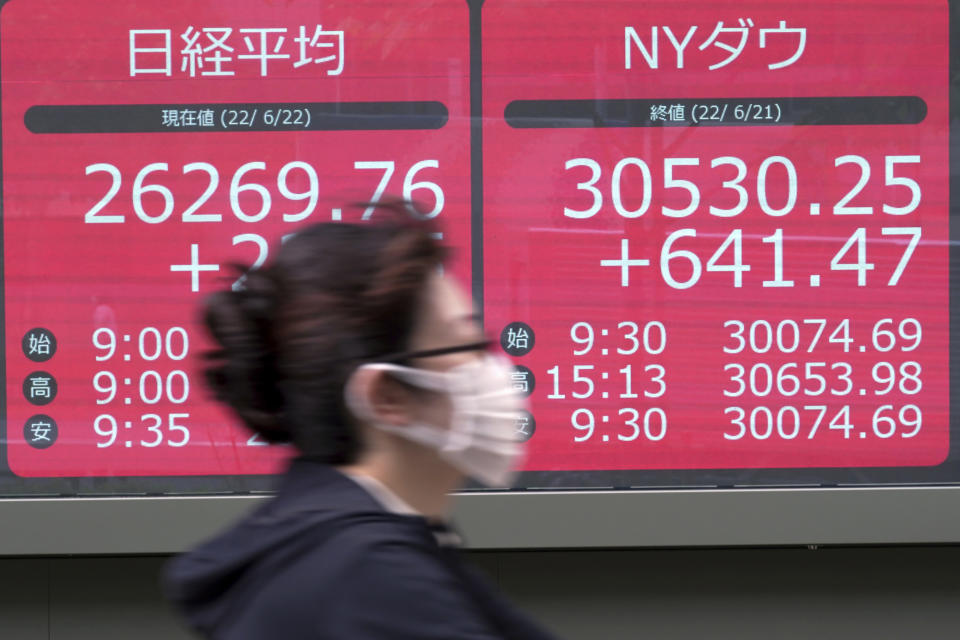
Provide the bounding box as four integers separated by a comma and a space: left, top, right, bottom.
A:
1, 0, 957, 550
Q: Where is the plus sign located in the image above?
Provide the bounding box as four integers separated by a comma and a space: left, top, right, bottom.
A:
170, 244, 220, 292
600, 238, 649, 287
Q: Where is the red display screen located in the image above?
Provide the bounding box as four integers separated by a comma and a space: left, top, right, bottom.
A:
0, 0, 956, 494
482, 1, 950, 477
2, 0, 471, 482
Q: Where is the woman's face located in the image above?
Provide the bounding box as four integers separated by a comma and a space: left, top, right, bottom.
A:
406, 272, 487, 373
398, 272, 488, 428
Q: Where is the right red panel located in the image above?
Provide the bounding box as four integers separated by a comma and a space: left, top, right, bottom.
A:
481, 1, 950, 472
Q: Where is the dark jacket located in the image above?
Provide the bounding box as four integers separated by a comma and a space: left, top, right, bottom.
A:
164, 459, 559, 639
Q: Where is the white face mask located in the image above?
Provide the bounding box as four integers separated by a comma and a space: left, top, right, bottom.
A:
345, 354, 527, 487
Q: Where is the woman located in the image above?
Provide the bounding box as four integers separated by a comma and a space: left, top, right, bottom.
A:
164, 207, 559, 639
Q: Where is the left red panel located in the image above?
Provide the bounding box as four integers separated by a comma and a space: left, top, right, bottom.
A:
1, 0, 472, 477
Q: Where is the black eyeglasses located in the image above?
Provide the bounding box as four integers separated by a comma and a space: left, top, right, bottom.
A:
380, 339, 493, 364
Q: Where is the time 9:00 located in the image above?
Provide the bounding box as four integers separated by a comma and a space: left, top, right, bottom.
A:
92, 327, 189, 361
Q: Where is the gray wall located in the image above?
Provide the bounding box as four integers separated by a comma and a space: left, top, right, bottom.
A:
2, 547, 959, 639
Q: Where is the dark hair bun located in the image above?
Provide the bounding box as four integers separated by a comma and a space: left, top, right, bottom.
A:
201, 208, 445, 463
203, 268, 290, 443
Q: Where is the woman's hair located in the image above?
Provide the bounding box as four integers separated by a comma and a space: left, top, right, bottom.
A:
202, 204, 446, 464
